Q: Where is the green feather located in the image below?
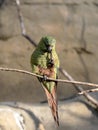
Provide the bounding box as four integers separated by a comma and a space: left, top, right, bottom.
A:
31, 36, 59, 92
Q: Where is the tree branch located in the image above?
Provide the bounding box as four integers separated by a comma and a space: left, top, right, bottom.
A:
78, 88, 98, 95
0, 67, 98, 88
59, 68, 98, 108
16, 0, 37, 47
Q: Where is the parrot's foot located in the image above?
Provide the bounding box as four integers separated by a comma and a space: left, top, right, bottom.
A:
48, 59, 54, 67
42, 75, 48, 81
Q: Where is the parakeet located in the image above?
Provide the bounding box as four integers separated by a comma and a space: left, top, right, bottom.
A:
31, 36, 60, 126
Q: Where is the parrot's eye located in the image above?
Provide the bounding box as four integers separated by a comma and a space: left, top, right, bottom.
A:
43, 40, 53, 53
44, 39, 48, 45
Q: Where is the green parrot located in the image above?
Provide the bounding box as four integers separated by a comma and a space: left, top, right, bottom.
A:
31, 36, 60, 126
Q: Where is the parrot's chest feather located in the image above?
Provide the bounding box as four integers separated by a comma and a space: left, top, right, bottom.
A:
37, 53, 50, 68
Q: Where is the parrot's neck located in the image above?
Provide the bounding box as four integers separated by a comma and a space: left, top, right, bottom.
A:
37, 47, 56, 54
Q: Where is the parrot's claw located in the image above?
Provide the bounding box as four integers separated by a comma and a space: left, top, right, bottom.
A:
48, 59, 54, 67
42, 75, 48, 81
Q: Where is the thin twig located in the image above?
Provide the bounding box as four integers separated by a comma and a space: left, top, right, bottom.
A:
16, 0, 37, 47
80, 16, 87, 49
78, 88, 98, 95
59, 68, 98, 108
0, 67, 98, 96
0, 67, 98, 88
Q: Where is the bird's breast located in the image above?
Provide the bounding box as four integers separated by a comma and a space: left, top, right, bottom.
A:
36, 54, 47, 68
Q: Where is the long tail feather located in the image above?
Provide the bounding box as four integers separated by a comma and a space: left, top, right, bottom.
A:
43, 86, 59, 126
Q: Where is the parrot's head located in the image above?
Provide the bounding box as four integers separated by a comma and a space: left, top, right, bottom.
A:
39, 36, 56, 53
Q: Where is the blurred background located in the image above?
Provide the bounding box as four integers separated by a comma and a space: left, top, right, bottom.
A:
0, 0, 98, 103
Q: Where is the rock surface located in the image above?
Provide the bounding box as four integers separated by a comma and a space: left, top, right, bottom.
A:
0, 97, 98, 130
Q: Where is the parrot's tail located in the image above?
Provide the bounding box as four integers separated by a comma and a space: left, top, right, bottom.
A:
43, 86, 59, 126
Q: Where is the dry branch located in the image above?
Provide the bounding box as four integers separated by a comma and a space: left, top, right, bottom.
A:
78, 88, 98, 95
16, 0, 37, 47
0, 67, 98, 88
59, 68, 98, 108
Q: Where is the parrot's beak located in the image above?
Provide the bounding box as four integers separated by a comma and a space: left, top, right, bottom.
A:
48, 46, 52, 53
